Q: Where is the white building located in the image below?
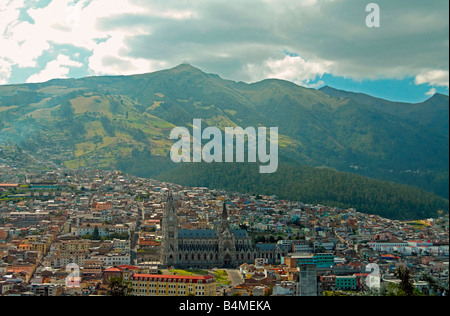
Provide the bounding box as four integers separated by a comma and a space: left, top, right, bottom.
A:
367, 241, 409, 252
72, 224, 130, 237
91, 253, 131, 267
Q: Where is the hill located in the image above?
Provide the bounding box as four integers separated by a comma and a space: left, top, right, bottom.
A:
156, 161, 449, 220
0, 64, 448, 219
320, 86, 449, 137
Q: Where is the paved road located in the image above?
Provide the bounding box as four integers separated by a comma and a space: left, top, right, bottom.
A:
226, 269, 244, 287
130, 207, 143, 265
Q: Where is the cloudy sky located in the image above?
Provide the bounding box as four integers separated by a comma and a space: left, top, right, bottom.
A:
0, 0, 448, 102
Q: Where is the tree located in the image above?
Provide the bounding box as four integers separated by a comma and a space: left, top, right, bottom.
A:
59, 100, 74, 121
92, 226, 100, 240
239, 224, 249, 231
254, 236, 266, 243
420, 272, 449, 296
394, 266, 415, 296
108, 277, 133, 296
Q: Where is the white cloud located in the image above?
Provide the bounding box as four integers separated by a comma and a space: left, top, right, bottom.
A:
425, 88, 437, 96
247, 55, 332, 86
27, 54, 83, 83
0, 0, 449, 89
0, 0, 39, 68
88, 32, 167, 76
0, 0, 24, 32
0, 58, 12, 85
415, 70, 449, 89
302, 80, 326, 89
1, 0, 155, 77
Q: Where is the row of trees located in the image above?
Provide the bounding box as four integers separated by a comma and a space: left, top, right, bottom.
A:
158, 162, 449, 220
81, 226, 129, 241
364, 266, 448, 297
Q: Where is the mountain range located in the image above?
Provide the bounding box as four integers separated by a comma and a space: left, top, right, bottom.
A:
0, 64, 448, 219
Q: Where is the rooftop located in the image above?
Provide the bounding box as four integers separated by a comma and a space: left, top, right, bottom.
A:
131, 274, 215, 284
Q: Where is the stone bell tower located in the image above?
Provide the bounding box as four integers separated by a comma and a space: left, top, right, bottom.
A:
161, 191, 178, 267
218, 202, 237, 267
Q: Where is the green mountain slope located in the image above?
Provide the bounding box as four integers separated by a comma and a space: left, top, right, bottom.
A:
320, 85, 449, 137
113, 148, 448, 220
157, 161, 448, 220
319, 86, 449, 197
0, 64, 449, 218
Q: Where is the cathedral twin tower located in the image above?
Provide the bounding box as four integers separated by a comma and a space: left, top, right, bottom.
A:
160, 192, 284, 269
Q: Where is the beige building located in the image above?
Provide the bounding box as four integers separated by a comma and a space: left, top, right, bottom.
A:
130, 274, 216, 296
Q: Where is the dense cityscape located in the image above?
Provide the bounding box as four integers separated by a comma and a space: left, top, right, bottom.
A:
0, 0, 448, 308
1, 156, 448, 296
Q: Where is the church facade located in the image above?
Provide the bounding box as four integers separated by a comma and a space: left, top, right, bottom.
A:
160, 193, 286, 269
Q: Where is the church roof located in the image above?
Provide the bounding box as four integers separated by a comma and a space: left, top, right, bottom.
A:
234, 230, 249, 239
177, 229, 250, 240
256, 244, 277, 251
178, 229, 218, 239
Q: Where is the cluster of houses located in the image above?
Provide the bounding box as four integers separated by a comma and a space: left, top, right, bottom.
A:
0, 166, 448, 296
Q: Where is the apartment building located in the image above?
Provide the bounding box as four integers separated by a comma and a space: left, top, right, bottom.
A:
130, 274, 216, 296
283, 253, 335, 269
335, 276, 357, 291
73, 224, 130, 237
91, 253, 131, 267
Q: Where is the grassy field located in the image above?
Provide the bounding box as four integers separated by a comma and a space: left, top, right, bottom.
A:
169, 269, 231, 286
170, 269, 209, 276
212, 270, 231, 286
405, 220, 432, 229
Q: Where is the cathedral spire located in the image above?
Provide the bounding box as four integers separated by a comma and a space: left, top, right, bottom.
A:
222, 201, 228, 221
164, 190, 176, 217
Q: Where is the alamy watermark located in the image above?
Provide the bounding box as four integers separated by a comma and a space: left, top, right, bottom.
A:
170, 119, 279, 174
366, 3, 380, 28
365, 263, 381, 289
66, 263, 81, 289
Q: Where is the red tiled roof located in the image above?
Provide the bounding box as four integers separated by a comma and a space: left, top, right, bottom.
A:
118, 265, 141, 270
104, 267, 122, 272
131, 274, 215, 284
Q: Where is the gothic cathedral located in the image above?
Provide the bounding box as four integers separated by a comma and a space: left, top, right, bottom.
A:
160, 193, 285, 268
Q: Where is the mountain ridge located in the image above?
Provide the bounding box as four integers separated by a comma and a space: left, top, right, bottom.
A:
0, 64, 448, 219
320, 85, 449, 104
